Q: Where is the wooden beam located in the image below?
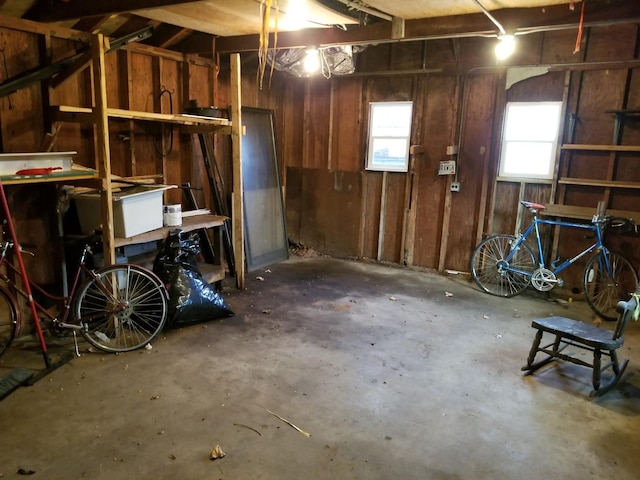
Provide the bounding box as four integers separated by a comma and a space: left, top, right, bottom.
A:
562, 144, 640, 152
401, 156, 419, 266
27, 0, 199, 22
391, 17, 405, 40
230, 53, 244, 289
125, 41, 214, 66
0, 13, 90, 42
91, 33, 116, 266
111, 15, 154, 38
50, 49, 93, 89
118, 49, 137, 177
72, 15, 112, 33
377, 171, 388, 262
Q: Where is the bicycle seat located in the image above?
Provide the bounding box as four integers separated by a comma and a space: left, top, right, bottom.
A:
520, 200, 546, 213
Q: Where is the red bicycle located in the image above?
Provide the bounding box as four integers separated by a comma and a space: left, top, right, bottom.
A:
0, 184, 168, 366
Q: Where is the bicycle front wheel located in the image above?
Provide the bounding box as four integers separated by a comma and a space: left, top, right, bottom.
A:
75, 264, 168, 353
0, 286, 19, 359
583, 250, 638, 321
471, 234, 536, 297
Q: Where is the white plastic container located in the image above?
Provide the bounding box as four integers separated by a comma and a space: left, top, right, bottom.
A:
0, 151, 75, 175
73, 185, 174, 238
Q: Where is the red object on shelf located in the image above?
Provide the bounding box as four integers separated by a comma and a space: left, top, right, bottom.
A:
15, 167, 63, 175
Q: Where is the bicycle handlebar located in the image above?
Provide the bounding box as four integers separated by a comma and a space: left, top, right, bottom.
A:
600, 215, 637, 234
0, 241, 36, 256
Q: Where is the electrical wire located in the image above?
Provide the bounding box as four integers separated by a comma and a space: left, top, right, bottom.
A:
471, 0, 507, 36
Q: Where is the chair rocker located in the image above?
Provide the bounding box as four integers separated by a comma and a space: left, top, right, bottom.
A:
521, 289, 638, 396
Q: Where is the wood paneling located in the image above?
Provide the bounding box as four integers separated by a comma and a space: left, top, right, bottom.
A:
330, 77, 363, 172
281, 77, 304, 170
4, 17, 640, 291
585, 24, 638, 62
380, 172, 406, 262
411, 75, 456, 268
302, 78, 331, 169
540, 29, 580, 65
389, 42, 423, 71
362, 172, 383, 259
286, 167, 361, 256
445, 74, 498, 272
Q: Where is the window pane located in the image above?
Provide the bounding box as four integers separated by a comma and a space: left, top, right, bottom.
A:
366, 101, 413, 172
370, 138, 409, 169
504, 104, 561, 141
371, 104, 412, 137
502, 142, 553, 176
499, 101, 562, 180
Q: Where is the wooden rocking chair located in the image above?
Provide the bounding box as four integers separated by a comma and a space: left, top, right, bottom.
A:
521, 289, 638, 396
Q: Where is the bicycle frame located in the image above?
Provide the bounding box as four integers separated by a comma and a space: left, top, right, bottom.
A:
0, 241, 126, 332
504, 215, 612, 279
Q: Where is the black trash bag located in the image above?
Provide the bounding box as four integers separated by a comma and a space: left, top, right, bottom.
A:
153, 229, 234, 328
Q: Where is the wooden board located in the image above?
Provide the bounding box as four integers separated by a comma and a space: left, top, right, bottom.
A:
113, 214, 226, 247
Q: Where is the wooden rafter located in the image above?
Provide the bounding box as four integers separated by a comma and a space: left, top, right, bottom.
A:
72, 16, 112, 33
26, 0, 200, 22
145, 24, 192, 50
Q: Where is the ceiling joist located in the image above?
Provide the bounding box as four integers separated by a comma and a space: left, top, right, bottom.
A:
215, 2, 640, 53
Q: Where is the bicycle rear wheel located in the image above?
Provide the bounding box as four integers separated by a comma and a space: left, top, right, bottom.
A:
583, 250, 638, 321
471, 234, 536, 297
75, 264, 168, 353
0, 286, 18, 359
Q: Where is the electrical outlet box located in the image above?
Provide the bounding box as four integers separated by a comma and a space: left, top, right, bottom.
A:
438, 160, 456, 175
450, 181, 461, 192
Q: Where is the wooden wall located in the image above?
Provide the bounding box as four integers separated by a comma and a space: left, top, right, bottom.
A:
0, 21, 217, 285
219, 23, 640, 294
2, 18, 640, 297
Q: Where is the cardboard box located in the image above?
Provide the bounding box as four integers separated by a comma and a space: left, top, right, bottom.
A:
0, 151, 75, 175
73, 185, 174, 238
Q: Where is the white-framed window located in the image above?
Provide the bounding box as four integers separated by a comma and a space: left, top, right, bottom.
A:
499, 101, 563, 180
366, 101, 413, 172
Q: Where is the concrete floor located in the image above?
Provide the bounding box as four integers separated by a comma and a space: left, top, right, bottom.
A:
0, 255, 639, 479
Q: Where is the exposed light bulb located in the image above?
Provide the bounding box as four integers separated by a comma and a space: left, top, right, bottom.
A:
303, 48, 320, 73
281, 0, 308, 30
287, 0, 307, 19
495, 34, 516, 60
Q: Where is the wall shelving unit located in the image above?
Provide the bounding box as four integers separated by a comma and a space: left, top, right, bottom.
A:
47, 33, 245, 286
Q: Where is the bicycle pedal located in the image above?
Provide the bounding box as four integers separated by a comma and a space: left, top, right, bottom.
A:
557, 278, 564, 287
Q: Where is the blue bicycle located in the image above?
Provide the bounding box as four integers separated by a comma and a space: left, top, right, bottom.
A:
471, 200, 638, 320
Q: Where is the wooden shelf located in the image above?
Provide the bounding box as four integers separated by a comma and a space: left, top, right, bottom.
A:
558, 177, 640, 189
605, 109, 640, 116
113, 214, 226, 248
51, 105, 231, 131
541, 204, 640, 221
200, 264, 226, 284
561, 144, 640, 152
0, 166, 98, 185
